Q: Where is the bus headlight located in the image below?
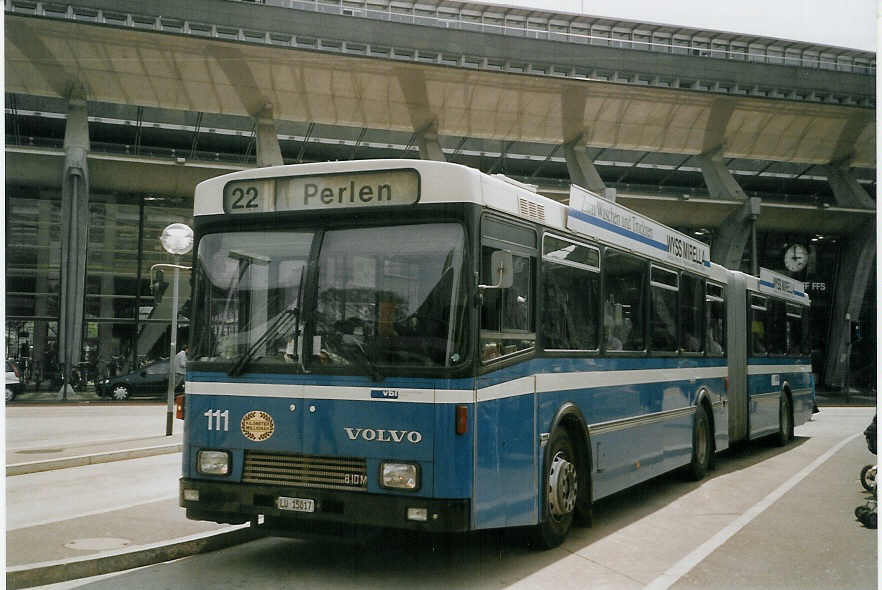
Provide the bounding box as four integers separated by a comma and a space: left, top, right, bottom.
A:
197, 450, 230, 475
380, 462, 419, 490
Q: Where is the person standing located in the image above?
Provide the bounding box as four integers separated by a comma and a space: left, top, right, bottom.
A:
174, 345, 188, 388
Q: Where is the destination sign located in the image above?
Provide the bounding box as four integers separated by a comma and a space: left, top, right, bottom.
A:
758, 267, 807, 304
566, 185, 711, 271
223, 169, 420, 214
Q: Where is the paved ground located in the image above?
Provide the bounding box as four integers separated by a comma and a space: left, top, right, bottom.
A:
4, 391, 876, 589
14, 407, 875, 590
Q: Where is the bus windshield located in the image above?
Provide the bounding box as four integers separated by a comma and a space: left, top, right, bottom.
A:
192, 223, 469, 373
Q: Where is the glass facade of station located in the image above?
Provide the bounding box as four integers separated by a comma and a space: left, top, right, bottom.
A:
5, 186, 192, 392
6, 182, 874, 396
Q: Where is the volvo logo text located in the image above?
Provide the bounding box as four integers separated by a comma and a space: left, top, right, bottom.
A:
344, 427, 422, 444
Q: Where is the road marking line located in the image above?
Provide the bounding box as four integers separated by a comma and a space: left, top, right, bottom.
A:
7, 494, 179, 531
645, 432, 861, 590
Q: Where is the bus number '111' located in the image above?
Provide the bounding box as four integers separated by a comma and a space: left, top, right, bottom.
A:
204, 409, 230, 431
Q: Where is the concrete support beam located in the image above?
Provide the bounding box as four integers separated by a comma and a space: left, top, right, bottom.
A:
700, 147, 757, 272
58, 90, 90, 397
700, 146, 748, 202
397, 69, 446, 161
710, 197, 761, 272
255, 104, 284, 167
414, 122, 446, 162
826, 162, 875, 209
563, 137, 610, 200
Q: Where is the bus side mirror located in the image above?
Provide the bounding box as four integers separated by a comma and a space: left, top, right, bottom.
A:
478, 250, 514, 290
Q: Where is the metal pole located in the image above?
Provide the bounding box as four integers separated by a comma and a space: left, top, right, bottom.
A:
166, 266, 180, 436
842, 313, 851, 403
750, 217, 758, 277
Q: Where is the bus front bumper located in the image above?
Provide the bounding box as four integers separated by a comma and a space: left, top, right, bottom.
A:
180, 478, 471, 533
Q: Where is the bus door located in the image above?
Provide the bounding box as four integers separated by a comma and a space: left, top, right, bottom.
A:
473, 227, 539, 529
474, 375, 537, 529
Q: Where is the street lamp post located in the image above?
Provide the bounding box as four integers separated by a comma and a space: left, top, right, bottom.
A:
158, 223, 193, 436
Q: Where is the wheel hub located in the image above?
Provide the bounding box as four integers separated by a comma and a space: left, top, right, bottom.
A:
547, 451, 577, 517
696, 418, 708, 464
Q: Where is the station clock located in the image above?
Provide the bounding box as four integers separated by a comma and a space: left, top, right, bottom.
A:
784, 243, 808, 272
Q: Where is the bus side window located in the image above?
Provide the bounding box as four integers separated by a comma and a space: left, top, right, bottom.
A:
650, 266, 678, 353
603, 249, 646, 352
766, 299, 787, 355
705, 282, 725, 356
785, 303, 804, 355
541, 236, 600, 351
800, 308, 811, 356
679, 274, 703, 353
750, 295, 767, 356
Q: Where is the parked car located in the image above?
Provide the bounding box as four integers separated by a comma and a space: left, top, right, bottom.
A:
6, 360, 22, 402
95, 359, 183, 401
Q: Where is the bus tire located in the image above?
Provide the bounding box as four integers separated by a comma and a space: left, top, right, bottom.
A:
688, 404, 712, 481
531, 429, 578, 549
776, 393, 793, 447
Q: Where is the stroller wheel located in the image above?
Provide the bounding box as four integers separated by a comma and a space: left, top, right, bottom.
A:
860, 464, 877, 492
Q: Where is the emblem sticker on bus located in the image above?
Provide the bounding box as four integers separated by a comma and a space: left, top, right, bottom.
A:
241, 410, 275, 442
371, 389, 399, 399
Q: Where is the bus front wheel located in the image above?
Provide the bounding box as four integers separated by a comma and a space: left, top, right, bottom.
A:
532, 429, 578, 549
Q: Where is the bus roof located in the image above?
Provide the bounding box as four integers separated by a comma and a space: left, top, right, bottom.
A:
194, 159, 728, 281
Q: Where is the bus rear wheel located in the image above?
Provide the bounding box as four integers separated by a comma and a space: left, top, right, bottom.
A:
688, 404, 712, 481
776, 394, 793, 447
531, 429, 578, 549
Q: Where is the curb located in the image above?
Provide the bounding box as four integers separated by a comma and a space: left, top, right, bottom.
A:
6, 523, 267, 589
7, 444, 182, 476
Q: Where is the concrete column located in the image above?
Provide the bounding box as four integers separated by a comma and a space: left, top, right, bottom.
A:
414, 122, 446, 162
563, 136, 610, 200
58, 92, 90, 397
823, 218, 875, 388
255, 104, 284, 167
700, 147, 757, 272
822, 160, 875, 388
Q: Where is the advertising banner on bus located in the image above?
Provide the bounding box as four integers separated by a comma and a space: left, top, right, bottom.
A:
566, 185, 712, 273
757, 267, 808, 304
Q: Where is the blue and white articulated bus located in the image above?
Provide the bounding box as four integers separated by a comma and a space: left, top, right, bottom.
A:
179, 159, 813, 548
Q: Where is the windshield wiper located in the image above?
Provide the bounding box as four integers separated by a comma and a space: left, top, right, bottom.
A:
228, 305, 299, 377
342, 335, 384, 382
